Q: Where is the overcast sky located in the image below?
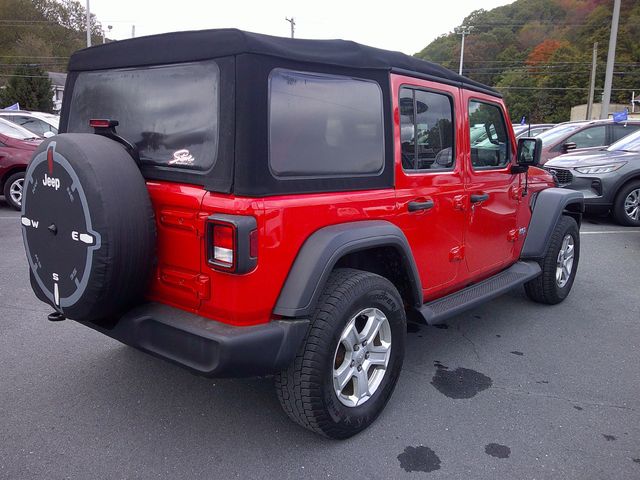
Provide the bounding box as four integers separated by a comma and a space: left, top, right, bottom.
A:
89, 0, 514, 55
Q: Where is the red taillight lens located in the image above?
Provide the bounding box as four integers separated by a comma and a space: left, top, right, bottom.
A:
211, 223, 236, 269
89, 119, 113, 128
206, 215, 257, 274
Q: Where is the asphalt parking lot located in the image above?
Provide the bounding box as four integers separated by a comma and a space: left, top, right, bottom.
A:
1, 199, 639, 480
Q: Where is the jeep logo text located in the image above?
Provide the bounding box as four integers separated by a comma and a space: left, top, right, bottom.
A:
42, 174, 61, 190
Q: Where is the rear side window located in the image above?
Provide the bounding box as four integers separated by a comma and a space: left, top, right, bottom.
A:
611, 124, 640, 142
67, 61, 219, 171
269, 69, 384, 178
566, 125, 606, 148
400, 87, 454, 171
469, 100, 510, 169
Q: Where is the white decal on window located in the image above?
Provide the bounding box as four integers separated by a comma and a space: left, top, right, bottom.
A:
169, 149, 195, 166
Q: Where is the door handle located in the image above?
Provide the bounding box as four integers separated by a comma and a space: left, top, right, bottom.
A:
470, 193, 489, 203
408, 199, 435, 212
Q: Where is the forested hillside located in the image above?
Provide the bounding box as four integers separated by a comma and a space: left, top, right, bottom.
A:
416, 0, 640, 122
0, 0, 101, 86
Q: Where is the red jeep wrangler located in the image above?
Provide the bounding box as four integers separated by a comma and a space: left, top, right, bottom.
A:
21, 29, 583, 439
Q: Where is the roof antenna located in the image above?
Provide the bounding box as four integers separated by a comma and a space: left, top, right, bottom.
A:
285, 17, 295, 38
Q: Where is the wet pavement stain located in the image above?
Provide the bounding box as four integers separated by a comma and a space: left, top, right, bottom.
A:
473, 314, 482, 319
573, 405, 584, 411
633, 458, 640, 464
536, 380, 549, 384
485, 443, 511, 459
433, 324, 449, 330
510, 351, 524, 356
397, 446, 441, 473
496, 334, 501, 338
603, 434, 616, 441
431, 362, 492, 399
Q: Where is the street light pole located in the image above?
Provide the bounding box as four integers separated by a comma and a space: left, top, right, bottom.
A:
600, 0, 621, 119
455, 25, 473, 76
285, 17, 295, 38
85, 0, 91, 47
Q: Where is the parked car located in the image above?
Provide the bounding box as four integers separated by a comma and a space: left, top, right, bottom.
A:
536, 119, 640, 164
544, 128, 640, 226
513, 123, 556, 139
20, 29, 583, 439
0, 118, 42, 209
0, 110, 59, 138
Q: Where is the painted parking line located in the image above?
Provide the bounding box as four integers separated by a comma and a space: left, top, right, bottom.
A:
581, 230, 640, 235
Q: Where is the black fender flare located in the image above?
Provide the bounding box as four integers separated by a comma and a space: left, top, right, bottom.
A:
273, 220, 423, 318
521, 187, 584, 260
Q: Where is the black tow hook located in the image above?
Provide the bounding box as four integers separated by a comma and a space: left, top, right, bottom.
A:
47, 311, 66, 322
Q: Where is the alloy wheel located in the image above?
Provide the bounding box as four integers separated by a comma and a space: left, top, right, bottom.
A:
624, 188, 640, 222
556, 234, 575, 288
333, 307, 392, 407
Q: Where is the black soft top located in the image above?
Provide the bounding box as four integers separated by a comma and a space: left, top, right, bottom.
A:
68, 28, 499, 97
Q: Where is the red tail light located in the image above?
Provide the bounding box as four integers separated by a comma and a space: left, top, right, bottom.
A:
89, 119, 118, 129
212, 223, 235, 268
206, 215, 257, 274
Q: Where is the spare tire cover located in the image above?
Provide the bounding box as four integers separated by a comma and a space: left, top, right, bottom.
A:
21, 134, 156, 321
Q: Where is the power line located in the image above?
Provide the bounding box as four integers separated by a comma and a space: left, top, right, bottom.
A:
496, 86, 636, 91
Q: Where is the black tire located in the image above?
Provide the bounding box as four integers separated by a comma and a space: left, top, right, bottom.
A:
525, 215, 579, 305
21, 134, 156, 321
612, 180, 640, 227
3, 171, 24, 210
275, 268, 406, 439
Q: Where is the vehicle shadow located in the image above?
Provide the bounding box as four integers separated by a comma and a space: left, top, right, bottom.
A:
52, 290, 533, 449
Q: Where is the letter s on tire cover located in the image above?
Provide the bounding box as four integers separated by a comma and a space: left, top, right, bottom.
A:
21, 134, 156, 321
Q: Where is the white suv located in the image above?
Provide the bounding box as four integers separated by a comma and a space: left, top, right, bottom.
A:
0, 111, 59, 138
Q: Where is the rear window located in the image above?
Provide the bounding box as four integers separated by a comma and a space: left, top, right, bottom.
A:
67, 61, 219, 171
268, 69, 384, 178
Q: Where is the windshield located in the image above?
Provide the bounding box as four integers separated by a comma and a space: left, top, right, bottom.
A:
0, 118, 38, 140
607, 129, 640, 152
536, 123, 584, 145
39, 113, 60, 128
68, 61, 219, 171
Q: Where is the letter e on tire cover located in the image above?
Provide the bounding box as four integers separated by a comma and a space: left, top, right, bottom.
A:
21, 134, 156, 321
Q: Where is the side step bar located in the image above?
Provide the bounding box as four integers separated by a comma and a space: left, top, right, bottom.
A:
418, 261, 541, 325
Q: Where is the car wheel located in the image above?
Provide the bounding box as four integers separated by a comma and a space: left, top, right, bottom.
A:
3, 172, 24, 210
525, 215, 580, 305
612, 180, 640, 227
275, 268, 406, 439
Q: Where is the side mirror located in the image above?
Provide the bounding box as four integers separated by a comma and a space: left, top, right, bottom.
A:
43, 131, 55, 138
516, 137, 542, 167
562, 142, 577, 152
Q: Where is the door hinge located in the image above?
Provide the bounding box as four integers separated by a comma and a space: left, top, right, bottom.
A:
159, 267, 211, 300
509, 186, 523, 200
453, 195, 467, 211
449, 245, 465, 262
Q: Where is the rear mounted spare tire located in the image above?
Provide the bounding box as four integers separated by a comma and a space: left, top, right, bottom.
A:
21, 134, 156, 322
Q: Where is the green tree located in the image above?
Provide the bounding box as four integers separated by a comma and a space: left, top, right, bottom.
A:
1, 64, 53, 112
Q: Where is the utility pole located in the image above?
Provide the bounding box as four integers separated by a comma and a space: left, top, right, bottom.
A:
586, 42, 598, 120
454, 25, 473, 76
600, 0, 621, 119
285, 17, 295, 38
131, 25, 136, 38
85, 0, 91, 47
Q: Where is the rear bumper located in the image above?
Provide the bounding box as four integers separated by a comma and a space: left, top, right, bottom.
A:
78, 303, 309, 377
